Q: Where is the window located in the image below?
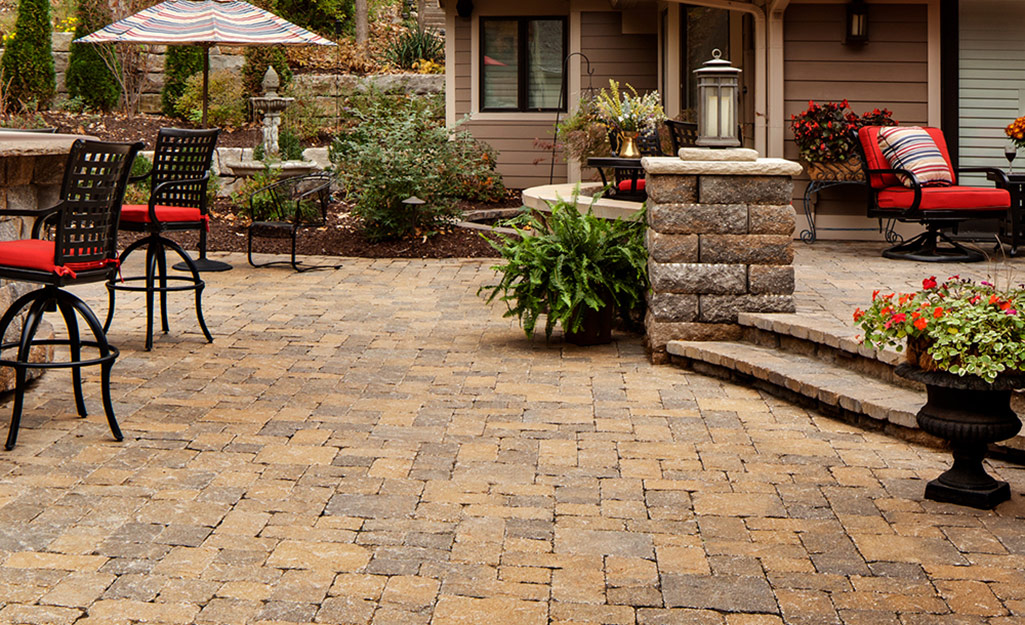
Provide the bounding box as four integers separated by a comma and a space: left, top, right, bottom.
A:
480, 17, 567, 112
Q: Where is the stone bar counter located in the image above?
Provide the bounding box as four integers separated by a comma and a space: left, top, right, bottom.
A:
642, 148, 803, 360
0, 132, 92, 391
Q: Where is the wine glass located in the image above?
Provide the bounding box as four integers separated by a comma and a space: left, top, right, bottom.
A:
1006, 142, 1018, 174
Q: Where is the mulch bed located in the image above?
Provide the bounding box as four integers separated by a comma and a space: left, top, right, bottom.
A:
119, 197, 517, 260
23, 110, 520, 258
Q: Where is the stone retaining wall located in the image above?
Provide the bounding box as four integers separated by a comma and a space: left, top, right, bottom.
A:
642, 149, 803, 358
9, 34, 443, 117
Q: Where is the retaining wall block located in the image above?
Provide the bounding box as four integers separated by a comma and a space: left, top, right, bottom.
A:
699, 234, 794, 265
699, 175, 793, 205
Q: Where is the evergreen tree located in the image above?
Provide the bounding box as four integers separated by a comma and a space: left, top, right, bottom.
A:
162, 45, 204, 117
66, 0, 120, 111
0, 0, 56, 109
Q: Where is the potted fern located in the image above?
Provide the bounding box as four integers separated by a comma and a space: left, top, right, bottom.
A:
479, 194, 648, 345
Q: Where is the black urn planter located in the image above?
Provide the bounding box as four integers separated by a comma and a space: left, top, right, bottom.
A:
896, 363, 1023, 509
564, 304, 615, 346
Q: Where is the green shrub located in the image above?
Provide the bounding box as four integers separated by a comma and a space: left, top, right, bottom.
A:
479, 195, 649, 340
161, 45, 204, 117
272, 0, 352, 38
65, 0, 119, 112
385, 25, 443, 70
175, 70, 246, 127
124, 153, 153, 205
241, 47, 292, 99
0, 0, 56, 110
329, 92, 504, 241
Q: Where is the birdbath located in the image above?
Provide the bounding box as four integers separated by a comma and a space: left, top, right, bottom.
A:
249, 66, 294, 157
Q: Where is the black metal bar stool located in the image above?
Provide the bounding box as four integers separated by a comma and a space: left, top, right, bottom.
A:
0, 139, 141, 449
104, 127, 219, 350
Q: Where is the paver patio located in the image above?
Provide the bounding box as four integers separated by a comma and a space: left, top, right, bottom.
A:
0, 245, 1023, 625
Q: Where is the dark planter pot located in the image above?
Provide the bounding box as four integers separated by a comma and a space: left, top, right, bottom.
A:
896, 364, 1023, 509
564, 304, 615, 346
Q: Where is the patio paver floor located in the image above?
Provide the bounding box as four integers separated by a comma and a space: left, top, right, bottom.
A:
0, 247, 1023, 624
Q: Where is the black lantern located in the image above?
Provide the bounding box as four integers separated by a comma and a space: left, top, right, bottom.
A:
693, 49, 741, 148
456, 0, 473, 18
845, 0, 869, 45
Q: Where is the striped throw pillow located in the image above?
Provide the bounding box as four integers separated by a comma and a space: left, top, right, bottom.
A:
877, 126, 954, 188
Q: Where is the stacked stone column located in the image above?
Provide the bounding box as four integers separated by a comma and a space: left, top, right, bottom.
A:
642, 149, 803, 358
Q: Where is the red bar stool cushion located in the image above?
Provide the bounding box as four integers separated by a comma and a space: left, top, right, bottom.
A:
120, 204, 205, 223
0, 239, 109, 277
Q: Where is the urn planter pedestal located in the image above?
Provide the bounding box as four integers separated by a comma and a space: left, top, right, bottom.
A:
896, 363, 1023, 509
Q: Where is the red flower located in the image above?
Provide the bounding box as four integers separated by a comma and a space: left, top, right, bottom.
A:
922, 276, 937, 290
933, 307, 944, 319
853, 308, 864, 322
892, 313, 907, 324
990, 295, 1000, 305
914, 318, 928, 330
872, 290, 880, 301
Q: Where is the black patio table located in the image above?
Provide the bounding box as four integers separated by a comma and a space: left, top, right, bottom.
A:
586, 156, 646, 202
987, 171, 1025, 256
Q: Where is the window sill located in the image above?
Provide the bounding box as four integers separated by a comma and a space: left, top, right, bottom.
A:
469, 111, 563, 122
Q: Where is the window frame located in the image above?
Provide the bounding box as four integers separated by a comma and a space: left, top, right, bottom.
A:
478, 16, 568, 113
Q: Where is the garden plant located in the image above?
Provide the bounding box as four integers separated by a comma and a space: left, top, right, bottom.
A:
480, 194, 648, 342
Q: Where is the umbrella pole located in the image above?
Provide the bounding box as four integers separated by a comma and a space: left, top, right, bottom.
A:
202, 45, 210, 127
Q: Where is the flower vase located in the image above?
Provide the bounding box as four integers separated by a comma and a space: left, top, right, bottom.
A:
618, 131, 641, 159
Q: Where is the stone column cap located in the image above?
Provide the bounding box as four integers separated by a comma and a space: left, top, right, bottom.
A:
642, 156, 803, 177
677, 147, 759, 161
0, 133, 97, 157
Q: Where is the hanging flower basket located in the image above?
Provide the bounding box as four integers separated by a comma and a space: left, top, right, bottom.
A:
804, 155, 864, 182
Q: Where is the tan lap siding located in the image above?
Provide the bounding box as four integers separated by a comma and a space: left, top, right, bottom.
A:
580, 11, 658, 95
783, 3, 928, 241
455, 17, 471, 118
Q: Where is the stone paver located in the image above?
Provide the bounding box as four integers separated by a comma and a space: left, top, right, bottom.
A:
0, 249, 1021, 624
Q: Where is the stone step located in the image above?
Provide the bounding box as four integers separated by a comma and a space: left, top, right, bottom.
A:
667, 339, 1025, 453
738, 311, 916, 390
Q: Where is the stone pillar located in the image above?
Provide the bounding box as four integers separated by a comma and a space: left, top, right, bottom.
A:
642, 148, 803, 358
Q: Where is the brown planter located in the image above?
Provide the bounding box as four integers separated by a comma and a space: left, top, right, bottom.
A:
565, 304, 615, 346
804, 156, 864, 181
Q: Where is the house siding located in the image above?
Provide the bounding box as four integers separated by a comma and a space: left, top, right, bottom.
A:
580, 11, 658, 96
783, 3, 929, 240
449, 9, 659, 189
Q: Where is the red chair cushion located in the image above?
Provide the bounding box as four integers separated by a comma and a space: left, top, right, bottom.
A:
618, 179, 646, 192
860, 126, 956, 190
876, 186, 1011, 211
120, 204, 204, 223
0, 239, 111, 278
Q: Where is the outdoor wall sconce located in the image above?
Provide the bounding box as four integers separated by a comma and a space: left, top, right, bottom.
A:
845, 0, 869, 45
456, 0, 473, 18
694, 49, 741, 148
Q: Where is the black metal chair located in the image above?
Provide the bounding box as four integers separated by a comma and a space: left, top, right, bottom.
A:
246, 172, 340, 272
0, 139, 141, 449
104, 127, 219, 350
665, 120, 698, 153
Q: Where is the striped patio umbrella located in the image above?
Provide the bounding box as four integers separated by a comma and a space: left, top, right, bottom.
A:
75, 0, 335, 125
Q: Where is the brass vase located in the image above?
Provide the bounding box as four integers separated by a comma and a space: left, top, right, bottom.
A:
618, 131, 641, 158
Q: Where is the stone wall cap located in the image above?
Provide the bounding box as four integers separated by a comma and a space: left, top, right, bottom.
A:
677, 147, 759, 162
643, 156, 804, 177
0, 133, 97, 157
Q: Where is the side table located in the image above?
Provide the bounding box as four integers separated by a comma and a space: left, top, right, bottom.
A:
586, 156, 646, 202
987, 171, 1024, 256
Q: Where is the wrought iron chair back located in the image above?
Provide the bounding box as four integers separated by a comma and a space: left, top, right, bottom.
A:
148, 127, 219, 210
54, 140, 140, 270
665, 120, 698, 153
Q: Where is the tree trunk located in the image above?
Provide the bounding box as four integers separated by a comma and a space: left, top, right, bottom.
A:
355, 0, 368, 45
